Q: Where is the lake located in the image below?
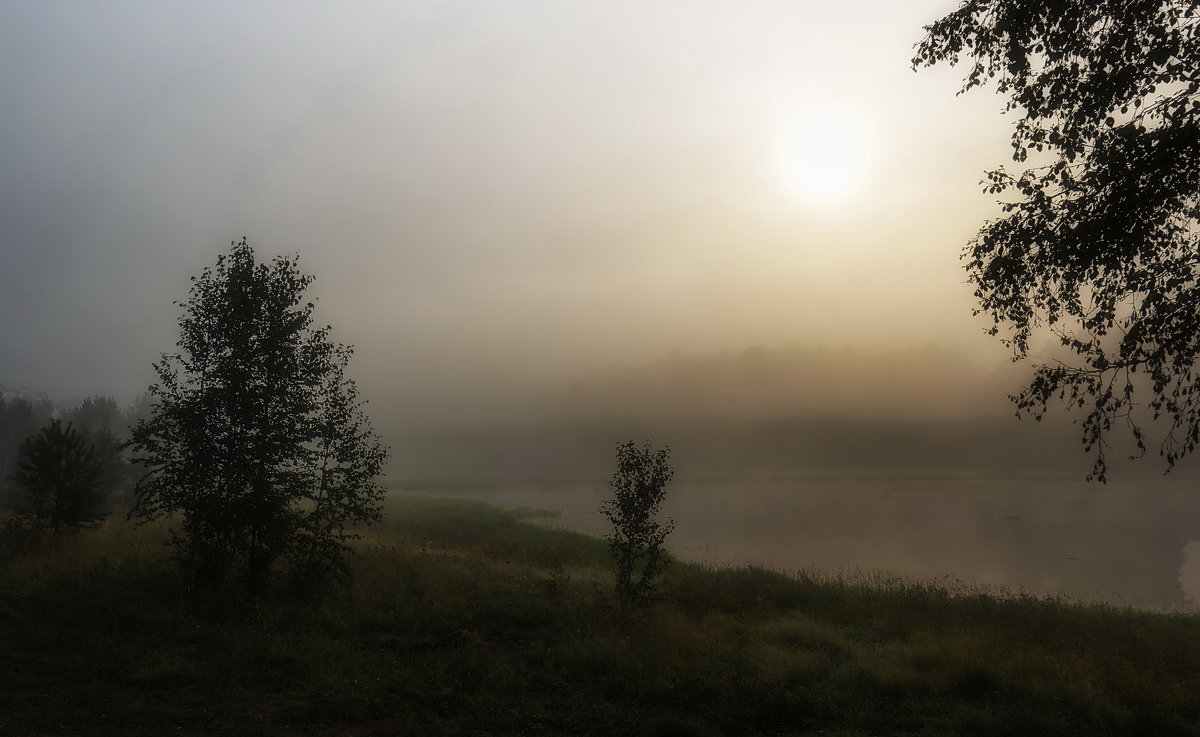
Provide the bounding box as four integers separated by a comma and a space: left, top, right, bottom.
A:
426, 474, 1200, 610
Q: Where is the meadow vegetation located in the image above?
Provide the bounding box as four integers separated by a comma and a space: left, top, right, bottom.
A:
2, 493, 1198, 736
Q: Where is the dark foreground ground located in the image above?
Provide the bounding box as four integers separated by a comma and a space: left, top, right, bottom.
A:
2, 495, 1199, 736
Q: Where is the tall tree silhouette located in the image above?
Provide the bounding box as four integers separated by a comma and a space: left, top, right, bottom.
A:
130, 238, 389, 590
915, 1, 1200, 480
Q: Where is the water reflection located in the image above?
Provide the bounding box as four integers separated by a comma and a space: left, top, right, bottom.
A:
436, 475, 1200, 611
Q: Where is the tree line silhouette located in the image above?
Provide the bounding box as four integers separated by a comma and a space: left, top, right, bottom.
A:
0, 391, 148, 537
0, 240, 677, 606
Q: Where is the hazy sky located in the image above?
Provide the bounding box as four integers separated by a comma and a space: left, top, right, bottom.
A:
1, 1, 1024, 425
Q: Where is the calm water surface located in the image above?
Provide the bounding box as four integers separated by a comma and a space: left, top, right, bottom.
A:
433, 475, 1200, 610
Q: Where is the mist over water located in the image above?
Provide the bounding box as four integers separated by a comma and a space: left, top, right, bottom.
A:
379, 347, 1200, 612
427, 474, 1200, 611
5, 1, 1199, 616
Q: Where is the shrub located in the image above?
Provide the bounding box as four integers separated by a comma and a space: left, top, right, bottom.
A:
602, 440, 675, 607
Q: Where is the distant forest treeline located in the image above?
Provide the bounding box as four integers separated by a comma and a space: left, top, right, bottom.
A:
0, 389, 149, 509
519, 344, 1028, 426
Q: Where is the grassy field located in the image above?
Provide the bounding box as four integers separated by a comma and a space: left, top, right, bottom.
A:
2, 493, 1199, 736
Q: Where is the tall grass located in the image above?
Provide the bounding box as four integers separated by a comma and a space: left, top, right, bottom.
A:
1, 493, 1198, 736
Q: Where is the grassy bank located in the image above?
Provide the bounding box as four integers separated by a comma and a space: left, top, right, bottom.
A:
1, 494, 1199, 736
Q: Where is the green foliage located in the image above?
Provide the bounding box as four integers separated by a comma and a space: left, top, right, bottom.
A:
9, 420, 106, 534
129, 238, 388, 591
602, 440, 676, 606
914, 1, 1200, 481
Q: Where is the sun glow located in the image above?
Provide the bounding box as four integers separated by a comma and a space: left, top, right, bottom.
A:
780, 111, 871, 206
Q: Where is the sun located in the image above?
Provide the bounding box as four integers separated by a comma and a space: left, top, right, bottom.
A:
779, 112, 871, 206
